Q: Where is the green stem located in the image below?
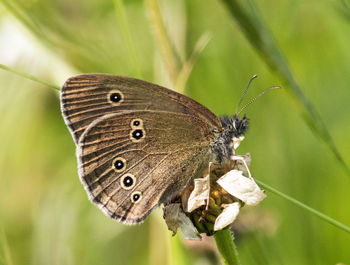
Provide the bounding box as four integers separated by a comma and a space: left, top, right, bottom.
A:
175, 32, 211, 95
0, 0, 59, 51
0, 228, 14, 265
170, 234, 192, 265
113, 0, 142, 78
214, 229, 241, 265
145, 0, 179, 86
0, 64, 60, 90
256, 179, 350, 234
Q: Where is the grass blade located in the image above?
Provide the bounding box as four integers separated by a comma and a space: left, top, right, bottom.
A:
0, 229, 14, 265
220, 0, 350, 177
145, 0, 180, 86
256, 179, 350, 234
175, 32, 211, 94
113, 0, 142, 78
0, 63, 59, 90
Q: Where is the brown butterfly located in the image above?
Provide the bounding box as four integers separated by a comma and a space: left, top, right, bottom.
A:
60, 74, 248, 224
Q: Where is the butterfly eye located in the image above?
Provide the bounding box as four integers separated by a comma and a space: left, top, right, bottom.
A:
131, 191, 142, 203
108, 90, 124, 105
130, 118, 143, 128
120, 173, 136, 190
113, 157, 126, 172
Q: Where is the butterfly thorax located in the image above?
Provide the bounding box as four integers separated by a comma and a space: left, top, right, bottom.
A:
210, 114, 249, 163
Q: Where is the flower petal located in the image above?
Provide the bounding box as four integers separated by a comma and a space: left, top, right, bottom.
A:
163, 203, 201, 240
233, 136, 245, 150
217, 170, 266, 206
214, 202, 240, 231
187, 174, 210, 212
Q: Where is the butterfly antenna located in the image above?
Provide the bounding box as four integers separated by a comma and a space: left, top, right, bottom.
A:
235, 75, 258, 115
237, 85, 281, 116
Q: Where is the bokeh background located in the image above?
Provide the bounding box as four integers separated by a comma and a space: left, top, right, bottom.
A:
1, 0, 350, 264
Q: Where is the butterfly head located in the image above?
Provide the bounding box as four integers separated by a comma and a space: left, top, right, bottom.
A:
211, 114, 249, 163
220, 114, 249, 138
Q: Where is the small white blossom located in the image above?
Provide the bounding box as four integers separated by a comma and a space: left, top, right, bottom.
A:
214, 202, 240, 231
217, 169, 266, 206
164, 142, 266, 236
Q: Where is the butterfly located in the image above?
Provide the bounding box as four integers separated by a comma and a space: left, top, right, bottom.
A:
60, 74, 248, 224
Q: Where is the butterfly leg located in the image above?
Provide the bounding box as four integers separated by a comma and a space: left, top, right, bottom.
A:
204, 162, 214, 210
230, 155, 253, 180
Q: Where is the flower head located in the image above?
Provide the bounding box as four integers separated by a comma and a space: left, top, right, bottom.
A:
163, 137, 266, 239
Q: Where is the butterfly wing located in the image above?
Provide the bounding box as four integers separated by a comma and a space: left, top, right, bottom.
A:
78, 110, 216, 224
61, 74, 221, 143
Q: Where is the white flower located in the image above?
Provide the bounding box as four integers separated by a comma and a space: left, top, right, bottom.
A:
164, 150, 266, 237
217, 169, 266, 206
214, 202, 240, 231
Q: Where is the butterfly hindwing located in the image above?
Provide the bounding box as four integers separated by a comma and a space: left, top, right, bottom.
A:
78, 110, 215, 224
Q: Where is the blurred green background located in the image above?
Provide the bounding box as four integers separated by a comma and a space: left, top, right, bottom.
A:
1, 0, 350, 264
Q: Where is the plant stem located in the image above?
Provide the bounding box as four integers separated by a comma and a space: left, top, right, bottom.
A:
170, 234, 192, 265
214, 229, 241, 265
145, 0, 179, 86
0, 229, 14, 265
113, 0, 142, 78
175, 32, 211, 94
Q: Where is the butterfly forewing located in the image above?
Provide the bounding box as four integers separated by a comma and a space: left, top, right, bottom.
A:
78, 110, 215, 224
61, 74, 221, 143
